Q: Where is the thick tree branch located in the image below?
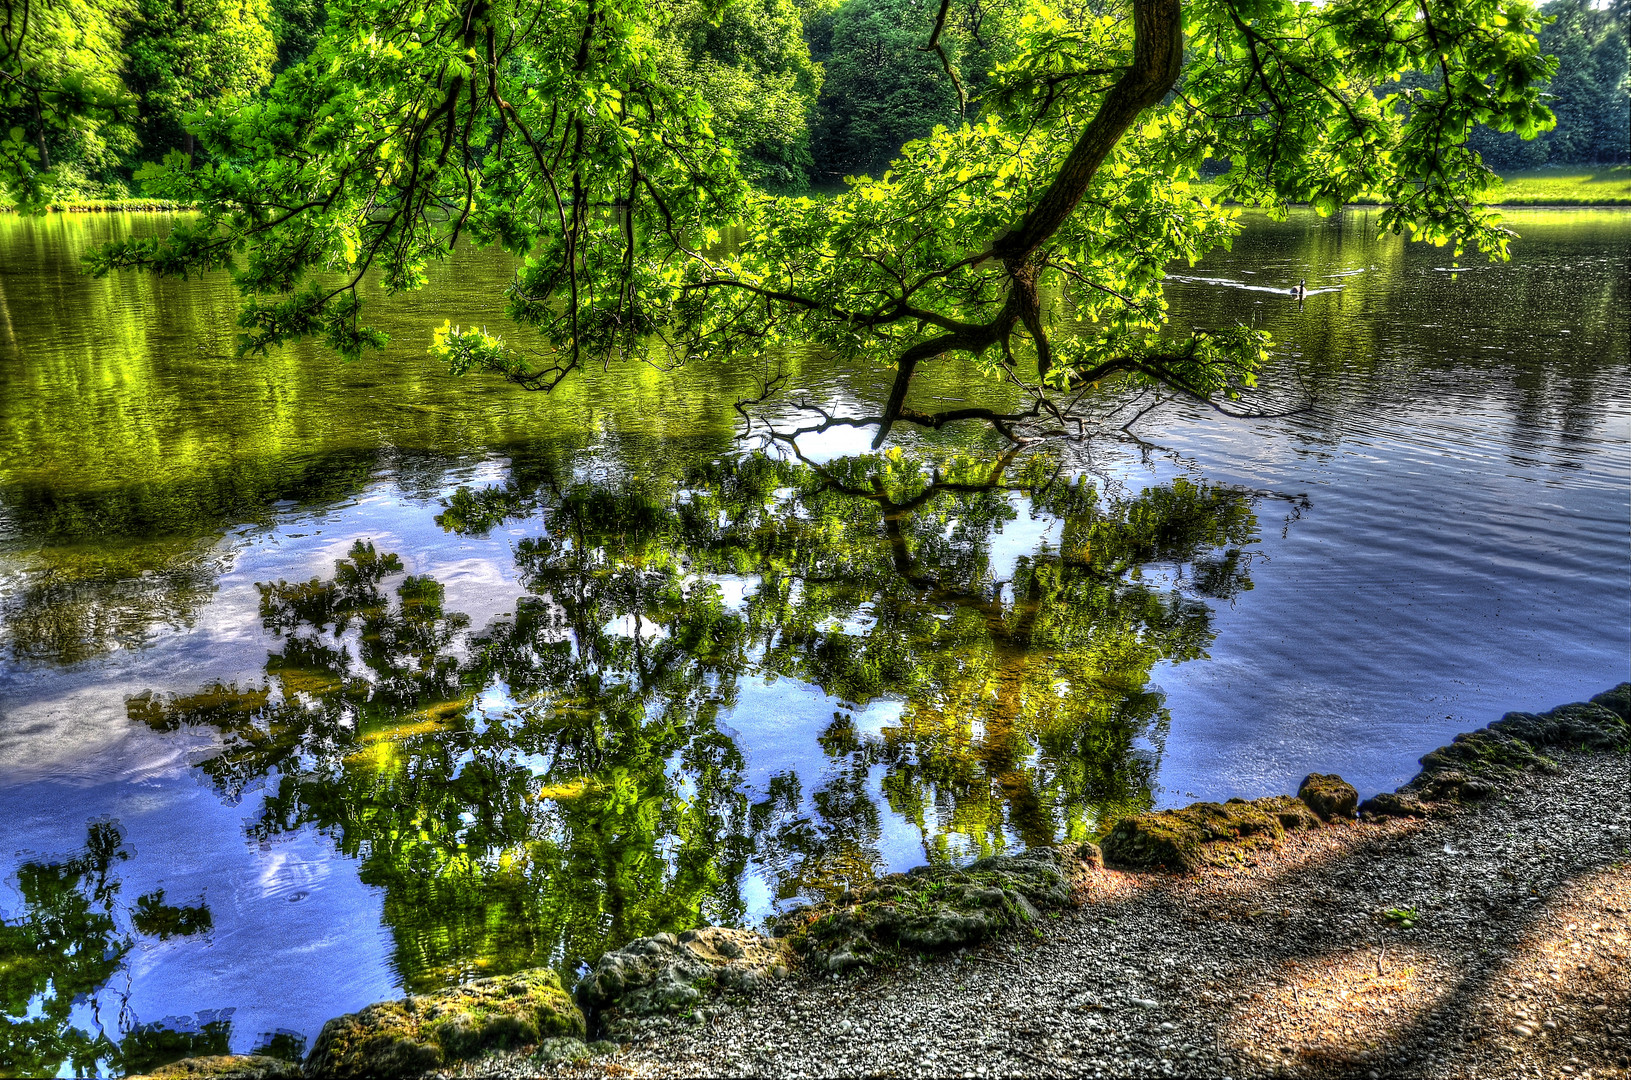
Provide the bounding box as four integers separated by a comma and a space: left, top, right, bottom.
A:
989, 0, 1185, 264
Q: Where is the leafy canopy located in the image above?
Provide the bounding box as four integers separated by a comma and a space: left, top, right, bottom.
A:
84, 0, 1555, 444
0, 0, 139, 200
125, 0, 278, 155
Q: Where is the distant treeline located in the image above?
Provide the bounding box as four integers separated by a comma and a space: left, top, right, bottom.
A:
2, 0, 1624, 203
1466, 0, 1629, 169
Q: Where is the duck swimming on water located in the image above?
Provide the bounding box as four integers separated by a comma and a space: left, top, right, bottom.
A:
1290, 278, 1307, 299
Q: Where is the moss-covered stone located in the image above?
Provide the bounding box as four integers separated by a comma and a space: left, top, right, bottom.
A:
1399, 728, 1560, 806
306, 969, 584, 1078
422, 968, 585, 1058
1297, 773, 1358, 822
770, 847, 1079, 974
1590, 683, 1630, 722
1100, 795, 1327, 872
1256, 794, 1326, 831
1410, 768, 1495, 803
576, 927, 791, 1035
1355, 687, 1626, 820
1072, 840, 1104, 869
1418, 728, 1557, 778
1489, 700, 1629, 752
306, 1000, 438, 1079
129, 1056, 300, 1080
1358, 791, 1428, 820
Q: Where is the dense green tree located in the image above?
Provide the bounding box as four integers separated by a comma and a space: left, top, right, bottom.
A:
125, 0, 277, 161
658, 0, 824, 187
89, 0, 1557, 447
1468, 0, 1628, 168
0, 0, 137, 200
810, 0, 1034, 179
811, 0, 964, 178
269, 0, 328, 73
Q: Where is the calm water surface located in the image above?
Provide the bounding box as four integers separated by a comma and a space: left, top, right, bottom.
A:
1, 209, 1626, 1074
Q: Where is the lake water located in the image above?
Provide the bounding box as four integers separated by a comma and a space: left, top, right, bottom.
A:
1, 209, 1626, 1074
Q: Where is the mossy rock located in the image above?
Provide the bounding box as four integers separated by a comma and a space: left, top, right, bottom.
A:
1071, 840, 1104, 869
577, 927, 790, 1031
129, 1056, 300, 1080
961, 847, 1075, 907
1256, 794, 1326, 831
422, 969, 585, 1058
1414, 729, 1559, 788
773, 847, 1078, 972
1488, 700, 1629, 752
1419, 729, 1555, 777
1411, 768, 1497, 803
1297, 773, 1358, 822
1589, 683, 1630, 722
1358, 791, 1428, 821
306, 1000, 438, 1080
1100, 796, 1325, 872
1359, 688, 1627, 820
306, 970, 584, 1078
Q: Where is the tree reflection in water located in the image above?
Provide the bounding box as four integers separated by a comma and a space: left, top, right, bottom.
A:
0, 821, 235, 1077
125, 449, 1259, 993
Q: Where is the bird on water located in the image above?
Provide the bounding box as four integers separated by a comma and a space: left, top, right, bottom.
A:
1290, 278, 1307, 299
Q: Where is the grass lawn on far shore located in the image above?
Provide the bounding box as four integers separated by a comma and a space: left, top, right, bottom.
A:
1487, 166, 1631, 204
1189, 165, 1631, 207
0, 196, 184, 213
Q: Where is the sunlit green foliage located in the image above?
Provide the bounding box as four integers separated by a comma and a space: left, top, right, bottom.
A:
1, 0, 818, 202
125, 0, 278, 160
84, 0, 1558, 449
657, 0, 824, 188
1467, 0, 1629, 169
0, 0, 138, 203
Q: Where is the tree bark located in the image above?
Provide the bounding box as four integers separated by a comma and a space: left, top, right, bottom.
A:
32, 98, 49, 171
872, 0, 1186, 446
991, 0, 1185, 265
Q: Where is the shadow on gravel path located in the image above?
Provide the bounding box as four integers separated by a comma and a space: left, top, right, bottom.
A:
1127, 753, 1631, 1079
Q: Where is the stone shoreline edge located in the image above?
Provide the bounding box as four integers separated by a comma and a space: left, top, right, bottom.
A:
130, 684, 1631, 1080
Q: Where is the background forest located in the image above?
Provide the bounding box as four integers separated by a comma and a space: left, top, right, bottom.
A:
2, 0, 1625, 204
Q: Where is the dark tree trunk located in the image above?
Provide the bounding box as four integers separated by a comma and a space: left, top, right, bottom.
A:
992, 0, 1185, 264
871, 0, 1186, 446
32, 99, 50, 171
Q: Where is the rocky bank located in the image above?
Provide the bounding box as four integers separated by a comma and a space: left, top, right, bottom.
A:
132, 686, 1631, 1079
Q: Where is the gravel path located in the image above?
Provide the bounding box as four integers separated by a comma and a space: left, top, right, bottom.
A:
476, 749, 1630, 1080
